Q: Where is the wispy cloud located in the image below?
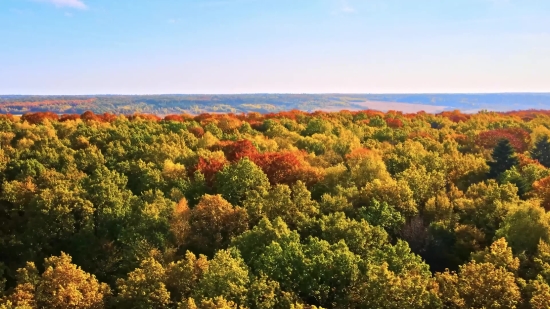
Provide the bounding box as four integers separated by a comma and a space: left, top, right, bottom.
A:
340, 0, 355, 13
35, 0, 87, 10
168, 19, 178, 24
197, 0, 256, 8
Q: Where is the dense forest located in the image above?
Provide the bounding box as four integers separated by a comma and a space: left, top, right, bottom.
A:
2, 93, 550, 115
2, 109, 550, 308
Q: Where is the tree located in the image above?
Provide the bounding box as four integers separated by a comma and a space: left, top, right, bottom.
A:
397, 165, 446, 205
357, 199, 405, 236
457, 180, 519, 243
243, 182, 318, 230
2, 252, 110, 309
215, 158, 270, 205
360, 179, 417, 217
191, 157, 228, 188
495, 201, 550, 256
194, 250, 250, 306
188, 195, 249, 256
250, 151, 322, 186
345, 148, 391, 188
528, 276, 550, 309
166, 251, 209, 303
169, 198, 191, 249
353, 263, 439, 309
488, 139, 519, 179
178, 296, 238, 309
115, 257, 171, 309
232, 218, 362, 308
220, 140, 258, 162
531, 136, 550, 168
477, 128, 530, 153
532, 176, 550, 211
470, 238, 519, 273
306, 212, 389, 259
436, 261, 521, 309
303, 118, 333, 136
247, 274, 296, 309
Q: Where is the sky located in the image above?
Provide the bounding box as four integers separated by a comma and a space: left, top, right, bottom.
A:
1, 0, 549, 95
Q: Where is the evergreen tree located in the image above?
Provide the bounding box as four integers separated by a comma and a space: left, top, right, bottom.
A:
488, 139, 519, 179
532, 136, 550, 168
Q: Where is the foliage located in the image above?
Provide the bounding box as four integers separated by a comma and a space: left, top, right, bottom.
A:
0, 108, 550, 308
488, 139, 520, 179
532, 136, 550, 168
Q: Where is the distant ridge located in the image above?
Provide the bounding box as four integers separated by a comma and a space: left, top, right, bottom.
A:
1, 93, 550, 114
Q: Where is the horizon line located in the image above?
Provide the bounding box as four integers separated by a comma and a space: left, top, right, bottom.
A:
2, 92, 550, 96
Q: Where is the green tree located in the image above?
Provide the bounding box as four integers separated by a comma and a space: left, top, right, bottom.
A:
532, 136, 550, 168
309, 212, 389, 258
358, 199, 405, 235
488, 139, 519, 179
243, 182, 318, 230
215, 158, 270, 206
194, 249, 250, 306
495, 201, 550, 256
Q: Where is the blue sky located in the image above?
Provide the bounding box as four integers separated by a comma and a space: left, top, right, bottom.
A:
1, 0, 549, 94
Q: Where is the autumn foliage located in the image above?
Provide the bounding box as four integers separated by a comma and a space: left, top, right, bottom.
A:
385, 117, 404, 128
249, 151, 321, 186
532, 176, 550, 210
219, 140, 258, 162
21, 111, 59, 124
477, 128, 531, 152
189, 157, 228, 186
2, 107, 550, 309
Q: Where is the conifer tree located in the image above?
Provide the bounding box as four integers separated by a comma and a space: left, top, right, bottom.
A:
488, 139, 519, 179
532, 136, 550, 168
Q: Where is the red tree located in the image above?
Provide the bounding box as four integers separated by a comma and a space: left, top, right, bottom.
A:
59, 114, 81, 122
189, 157, 228, 186
221, 140, 258, 162
385, 118, 404, 128
81, 111, 100, 121
250, 151, 321, 186
188, 126, 205, 138
164, 114, 185, 122
476, 128, 530, 152
21, 112, 59, 124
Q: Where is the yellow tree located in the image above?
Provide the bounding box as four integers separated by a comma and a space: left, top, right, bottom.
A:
166, 251, 209, 303
528, 277, 550, 309
2, 253, 110, 309
471, 238, 519, 273
436, 261, 521, 309
188, 194, 249, 256
360, 179, 417, 217
169, 198, 191, 249
115, 258, 171, 309
353, 263, 440, 309
178, 296, 238, 309
345, 148, 391, 189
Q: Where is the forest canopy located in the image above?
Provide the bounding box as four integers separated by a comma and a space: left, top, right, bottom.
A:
1, 108, 550, 308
